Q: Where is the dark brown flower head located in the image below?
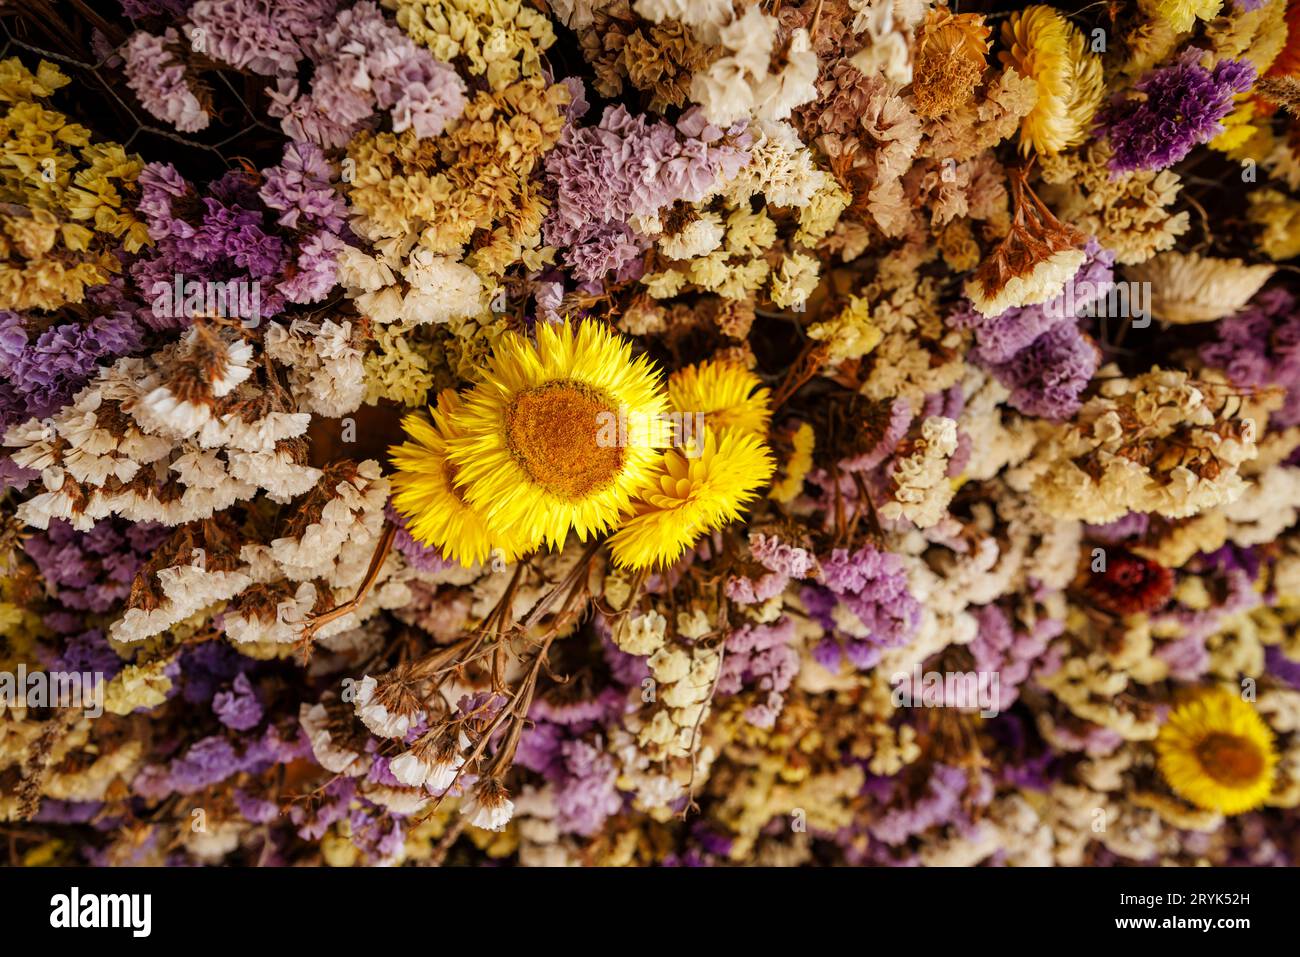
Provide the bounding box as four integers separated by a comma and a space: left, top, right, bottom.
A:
1085, 548, 1174, 616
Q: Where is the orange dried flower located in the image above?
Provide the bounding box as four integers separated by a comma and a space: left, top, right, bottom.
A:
912, 8, 992, 119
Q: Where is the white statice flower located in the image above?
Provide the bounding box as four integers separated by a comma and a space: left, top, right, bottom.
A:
691, 56, 757, 126
1223, 467, 1300, 546
222, 581, 318, 644
752, 28, 818, 121
136, 386, 213, 437
401, 250, 484, 324
361, 781, 430, 816
390, 733, 466, 790
617, 610, 668, 655
250, 461, 390, 584
184, 821, 244, 864
300, 702, 368, 775
198, 410, 311, 453
848, 0, 928, 84
353, 674, 423, 739
880, 416, 959, 529
111, 563, 254, 643
965, 247, 1088, 318
265, 319, 367, 417
461, 779, 515, 831
658, 213, 725, 259
336, 245, 397, 293
634, 0, 734, 39
226, 447, 322, 503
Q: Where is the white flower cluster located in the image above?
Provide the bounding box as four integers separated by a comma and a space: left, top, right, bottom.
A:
5, 326, 319, 531
1026, 369, 1259, 523
880, 415, 959, 529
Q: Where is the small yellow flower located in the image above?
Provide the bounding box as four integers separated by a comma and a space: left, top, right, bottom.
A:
610, 427, 775, 570
1156, 687, 1278, 815
668, 360, 772, 437
770, 422, 814, 504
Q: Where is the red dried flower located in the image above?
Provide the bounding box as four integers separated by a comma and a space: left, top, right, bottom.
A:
1085, 548, 1174, 616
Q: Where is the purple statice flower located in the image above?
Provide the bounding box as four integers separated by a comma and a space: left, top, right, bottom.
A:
132, 164, 288, 324
41, 630, 122, 684
716, 618, 799, 728
820, 544, 921, 648
985, 319, 1100, 420
528, 687, 625, 727
950, 239, 1110, 419
212, 672, 264, 730
23, 519, 167, 614
0, 308, 143, 431
1200, 287, 1300, 428
1100, 51, 1255, 173
724, 570, 787, 605
750, 533, 817, 578
268, 1, 465, 148
1085, 512, 1150, 543
280, 230, 348, 303
518, 691, 625, 836
252, 141, 351, 304
165, 736, 245, 794
184, 0, 337, 77
234, 789, 280, 824
1266, 646, 1300, 689
33, 799, 104, 825
290, 776, 356, 841
967, 605, 1060, 711
259, 141, 347, 233
179, 640, 251, 706
1153, 569, 1261, 680
552, 739, 622, 836
543, 105, 750, 282
870, 764, 991, 845
921, 384, 965, 422
123, 28, 208, 132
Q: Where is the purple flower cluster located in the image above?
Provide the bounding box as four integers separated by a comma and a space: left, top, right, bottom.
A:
185, 0, 337, 76
24, 519, 169, 615
133, 163, 289, 324
805, 544, 921, 671
1100, 51, 1255, 173
869, 764, 992, 847
0, 307, 142, 431
1200, 287, 1300, 428
543, 104, 750, 282
717, 617, 800, 728
268, 1, 466, 148
967, 605, 1060, 712
725, 533, 817, 604
259, 141, 352, 303
518, 689, 626, 836
124, 28, 209, 132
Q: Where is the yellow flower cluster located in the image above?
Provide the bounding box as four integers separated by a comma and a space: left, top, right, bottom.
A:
0, 58, 149, 310
390, 321, 774, 569
384, 0, 556, 91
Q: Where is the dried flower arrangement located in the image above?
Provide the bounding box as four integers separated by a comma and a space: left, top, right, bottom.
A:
1, 0, 1300, 869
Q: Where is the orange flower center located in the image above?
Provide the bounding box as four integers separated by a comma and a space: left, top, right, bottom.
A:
1195, 732, 1266, 788
506, 380, 623, 501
